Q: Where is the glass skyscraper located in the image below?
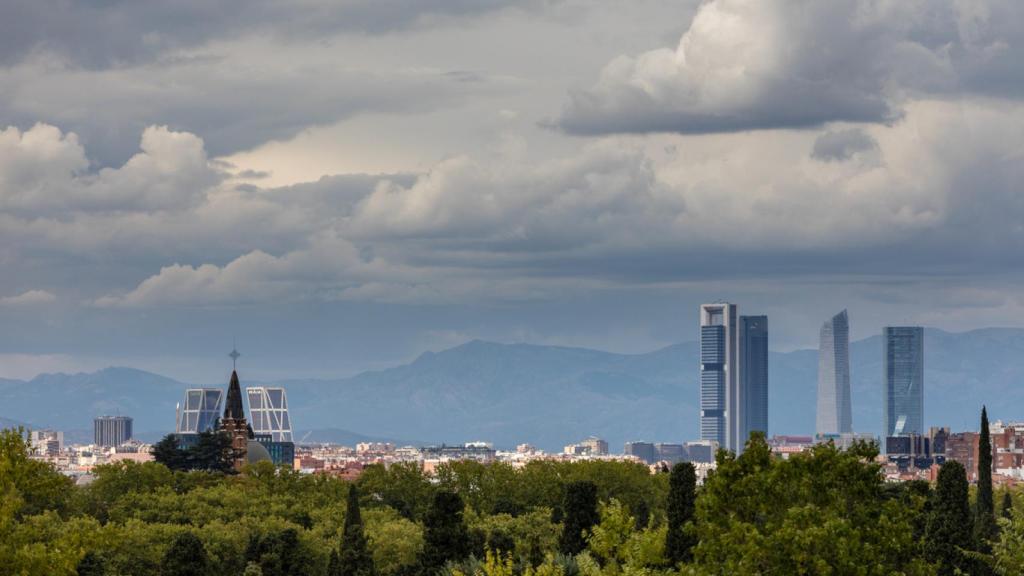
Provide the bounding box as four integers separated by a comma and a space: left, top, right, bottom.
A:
247, 386, 293, 442
817, 310, 852, 435
175, 388, 223, 434
739, 315, 768, 445
883, 327, 924, 437
700, 303, 736, 449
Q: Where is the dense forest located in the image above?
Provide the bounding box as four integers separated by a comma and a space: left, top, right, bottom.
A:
2, 428, 1023, 576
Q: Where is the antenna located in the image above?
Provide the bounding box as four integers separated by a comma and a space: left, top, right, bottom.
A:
229, 343, 241, 370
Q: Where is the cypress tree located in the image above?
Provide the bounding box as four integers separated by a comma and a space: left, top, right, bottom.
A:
338, 484, 375, 576
1001, 491, 1014, 520
162, 531, 209, 576
558, 480, 600, 556
925, 461, 974, 576
665, 462, 698, 565
420, 490, 471, 573
976, 406, 997, 546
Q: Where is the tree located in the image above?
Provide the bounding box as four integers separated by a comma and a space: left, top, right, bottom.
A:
328, 550, 342, 576
926, 460, 975, 576
421, 490, 471, 573
665, 462, 697, 565
188, 430, 237, 474
1002, 491, 1014, 520
151, 434, 186, 471
692, 434, 932, 574
338, 484, 375, 576
162, 531, 208, 576
558, 481, 599, 556
977, 406, 997, 548
76, 551, 106, 576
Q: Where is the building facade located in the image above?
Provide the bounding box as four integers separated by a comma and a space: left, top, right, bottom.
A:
817, 310, 852, 435
246, 386, 293, 442
29, 429, 64, 456
175, 388, 223, 434
883, 327, 924, 438
94, 416, 133, 447
700, 303, 737, 450
624, 441, 656, 464
739, 315, 769, 446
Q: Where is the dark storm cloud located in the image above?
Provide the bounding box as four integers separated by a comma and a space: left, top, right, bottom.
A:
0, 0, 555, 68
556, 0, 1024, 136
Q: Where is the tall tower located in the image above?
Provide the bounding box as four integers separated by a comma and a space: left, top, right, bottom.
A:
883, 327, 924, 437
247, 386, 293, 442
817, 310, 852, 435
700, 303, 738, 451
221, 368, 249, 470
739, 315, 768, 447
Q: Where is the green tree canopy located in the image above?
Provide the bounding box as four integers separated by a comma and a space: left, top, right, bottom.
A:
558, 480, 599, 556
162, 531, 208, 576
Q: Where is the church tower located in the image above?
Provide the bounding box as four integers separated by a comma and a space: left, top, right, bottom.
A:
221, 368, 250, 470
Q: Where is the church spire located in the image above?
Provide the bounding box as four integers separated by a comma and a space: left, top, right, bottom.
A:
224, 369, 245, 421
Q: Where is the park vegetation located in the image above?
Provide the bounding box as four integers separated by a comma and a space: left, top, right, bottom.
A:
1, 424, 1023, 575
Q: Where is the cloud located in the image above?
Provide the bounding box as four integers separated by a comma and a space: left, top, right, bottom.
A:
0, 45, 505, 164
0, 0, 555, 68
0, 289, 56, 306
74, 98, 1024, 308
556, 0, 1024, 135
811, 128, 879, 162
0, 123, 218, 215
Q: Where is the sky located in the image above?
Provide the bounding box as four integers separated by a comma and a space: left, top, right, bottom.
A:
3, 0, 1024, 382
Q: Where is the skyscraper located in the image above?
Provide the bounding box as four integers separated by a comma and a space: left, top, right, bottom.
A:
883, 327, 924, 438
175, 388, 223, 435
247, 386, 293, 442
700, 303, 737, 450
817, 310, 852, 435
739, 315, 769, 446
94, 415, 133, 447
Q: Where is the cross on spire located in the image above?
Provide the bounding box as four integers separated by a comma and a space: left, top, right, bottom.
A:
229, 348, 241, 370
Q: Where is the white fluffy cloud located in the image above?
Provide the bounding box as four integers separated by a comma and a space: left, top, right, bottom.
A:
0, 289, 56, 306
0, 123, 217, 215
557, 0, 1024, 135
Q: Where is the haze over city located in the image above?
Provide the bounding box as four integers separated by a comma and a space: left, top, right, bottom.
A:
4, 0, 1024, 384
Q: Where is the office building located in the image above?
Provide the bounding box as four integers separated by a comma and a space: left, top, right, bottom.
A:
624, 441, 656, 464
817, 310, 852, 435
883, 327, 924, 438
655, 443, 688, 464
175, 388, 223, 434
739, 315, 769, 446
699, 303, 768, 453
700, 303, 737, 449
29, 429, 63, 456
94, 416, 133, 447
246, 386, 293, 442
684, 440, 718, 464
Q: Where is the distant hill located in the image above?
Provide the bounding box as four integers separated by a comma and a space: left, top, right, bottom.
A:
2, 328, 1023, 451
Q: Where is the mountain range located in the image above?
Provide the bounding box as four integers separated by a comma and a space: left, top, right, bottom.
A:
2, 328, 1023, 451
